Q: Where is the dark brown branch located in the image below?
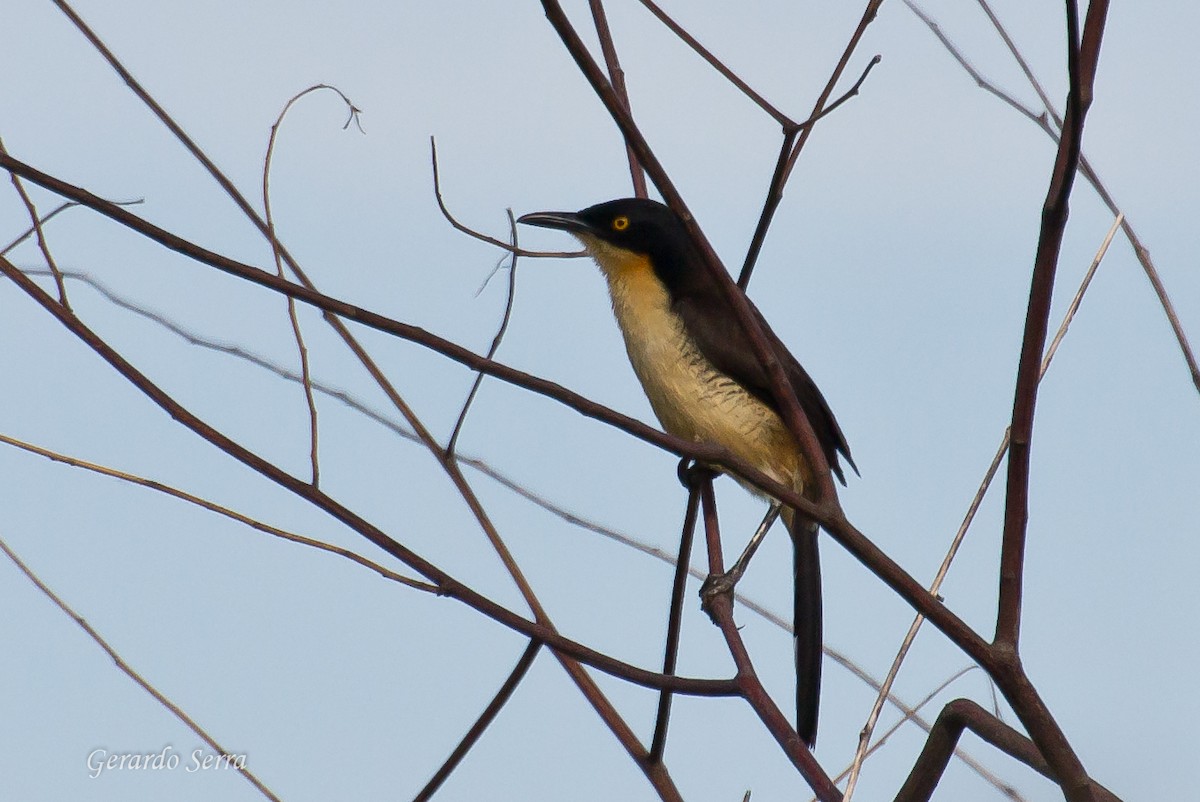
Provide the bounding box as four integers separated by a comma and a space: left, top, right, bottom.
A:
696, 479, 840, 801
413, 640, 542, 802
739, 55, 879, 289
589, 0, 648, 198
993, 3, 1109, 800
995, 0, 1104, 648
649, 479, 702, 764
895, 699, 1120, 802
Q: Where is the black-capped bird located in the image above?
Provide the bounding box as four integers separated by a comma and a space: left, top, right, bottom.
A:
519, 198, 855, 747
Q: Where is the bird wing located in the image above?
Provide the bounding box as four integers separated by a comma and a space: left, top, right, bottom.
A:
673, 290, 856, 485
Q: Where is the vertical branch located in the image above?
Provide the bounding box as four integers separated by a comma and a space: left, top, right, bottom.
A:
589, 0, 648, 198
844, 214, 1123, 801
989, 3, 1109, 799
995, 0, 1107, 650
695, 479, 840, 801
649, 479, 701, 763
263, 85, 360, 487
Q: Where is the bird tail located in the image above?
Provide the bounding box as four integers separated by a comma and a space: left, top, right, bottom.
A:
784, 507, 822, 748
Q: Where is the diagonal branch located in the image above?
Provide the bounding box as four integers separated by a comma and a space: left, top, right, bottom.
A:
0, 151, 998, 682
0, 534, 283, 801
413, 641, 542, 802
0, 251, 738, 704
695, 478, 840, 801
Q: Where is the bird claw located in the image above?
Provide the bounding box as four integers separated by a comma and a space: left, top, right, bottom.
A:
699, 566, 744, 621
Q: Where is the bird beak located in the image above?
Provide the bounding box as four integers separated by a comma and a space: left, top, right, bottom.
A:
516, 210, 596, 236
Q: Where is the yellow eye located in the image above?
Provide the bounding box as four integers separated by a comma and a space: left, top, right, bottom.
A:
612, 215, 630, 231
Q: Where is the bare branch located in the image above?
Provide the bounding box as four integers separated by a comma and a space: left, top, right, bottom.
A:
448, 210, 521, 457
649, 478, 701, 764
992, 4, 1110, 799
1, 136, 71, 309
263, 84, 361, 487
413, 641, 542, 801
845, 213, 1124, 798
896, 699, 1121, 802
430, 137, 584, 258
635, 0, 794, 127
590, 0, 648, 197
0, 534, 283, 801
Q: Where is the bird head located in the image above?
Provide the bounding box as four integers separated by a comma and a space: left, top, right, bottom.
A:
518, 198, 696, 285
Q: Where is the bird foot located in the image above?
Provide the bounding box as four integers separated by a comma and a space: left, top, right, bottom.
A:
699, 565, 744, 622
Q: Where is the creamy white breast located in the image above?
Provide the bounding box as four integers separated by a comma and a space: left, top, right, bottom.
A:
584, 239, 804, 495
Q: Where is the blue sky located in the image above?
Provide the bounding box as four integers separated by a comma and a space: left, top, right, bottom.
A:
1, 2, 1197, 800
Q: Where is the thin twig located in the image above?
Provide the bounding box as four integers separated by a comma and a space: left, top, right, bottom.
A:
781, 0, 885, 185
0, 431, 439, 593
826, 666, 989, 798
430, 137, 584, 258
1, 136, 71, 309
1, 199, 144, 257
738, 54, 880, 288
263, 85, 360, 487
0, 534, 283, 802
448, 210, 521, 457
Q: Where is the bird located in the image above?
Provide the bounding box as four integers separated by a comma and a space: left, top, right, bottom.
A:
518, 197, 855, 747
